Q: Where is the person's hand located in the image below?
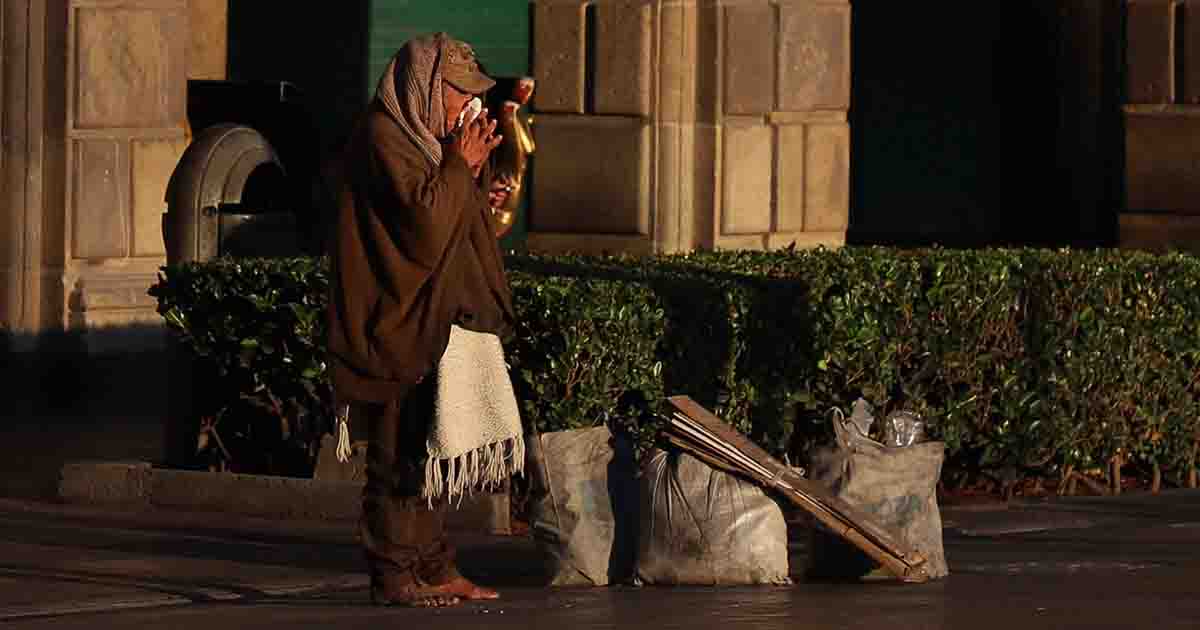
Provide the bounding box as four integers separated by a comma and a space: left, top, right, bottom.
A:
489, 175, 515, 208
453, 109, 502, 173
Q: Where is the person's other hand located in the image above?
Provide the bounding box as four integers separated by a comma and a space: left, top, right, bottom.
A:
454, 109, 502, 172
489, 175, 514, 208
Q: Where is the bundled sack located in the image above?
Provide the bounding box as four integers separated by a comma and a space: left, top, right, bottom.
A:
636, 449, 791, 585
526, 425, 639, 586
807, 410, 949, 580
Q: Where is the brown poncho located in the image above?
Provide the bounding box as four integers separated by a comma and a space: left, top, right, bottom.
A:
326, 35, 515, 405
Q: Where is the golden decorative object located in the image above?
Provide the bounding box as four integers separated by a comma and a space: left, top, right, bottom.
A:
490, 77, 535, 239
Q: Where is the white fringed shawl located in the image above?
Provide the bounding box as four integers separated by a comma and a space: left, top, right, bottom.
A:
422, 325, 525, 506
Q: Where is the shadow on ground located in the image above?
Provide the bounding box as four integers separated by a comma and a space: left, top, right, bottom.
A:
1, 326, 171, 500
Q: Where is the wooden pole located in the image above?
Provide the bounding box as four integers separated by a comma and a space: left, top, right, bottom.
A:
1111, 454, 1123, 496
1190, 440, 1199, 489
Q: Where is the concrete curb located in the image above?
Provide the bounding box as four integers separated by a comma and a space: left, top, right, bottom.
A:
57, 460, 511, 534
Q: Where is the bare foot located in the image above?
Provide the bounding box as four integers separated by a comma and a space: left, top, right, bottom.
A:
428, 575, 500, 600
372, 586, 462, 608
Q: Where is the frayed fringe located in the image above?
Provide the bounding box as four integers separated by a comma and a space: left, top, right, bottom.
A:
422, 435, 526, 508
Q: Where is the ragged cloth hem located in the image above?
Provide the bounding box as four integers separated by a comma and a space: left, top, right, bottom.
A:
422, 435, 526, 508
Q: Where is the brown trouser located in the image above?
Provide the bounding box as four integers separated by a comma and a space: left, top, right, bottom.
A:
354, 378, 457, 589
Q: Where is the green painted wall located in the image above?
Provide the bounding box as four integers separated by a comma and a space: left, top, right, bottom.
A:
367, 0, 530, 91
367, 0, 532, 252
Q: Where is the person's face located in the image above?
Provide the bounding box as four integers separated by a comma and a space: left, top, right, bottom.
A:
441, 81, 474, 138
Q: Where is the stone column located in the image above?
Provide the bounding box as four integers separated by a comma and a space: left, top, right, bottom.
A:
528, 0, 851, 255
2, 0, 67, 349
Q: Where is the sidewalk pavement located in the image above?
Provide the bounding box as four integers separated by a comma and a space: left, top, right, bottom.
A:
3, 490, 1200, 628
1, 349, 168, 502
5, 353, 1200, 626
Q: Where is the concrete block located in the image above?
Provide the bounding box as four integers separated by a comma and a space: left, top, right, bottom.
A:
59, 461, 152, 505
721, 119, 773, 235
724, 4, 776, 115
189, 0, 228, 81
68, 266, 167, 352
146, 467, 509, 532
76, 7, 188, 128
594, 2, 653, 116
1126, 112, 1200, 212
75, 272, 160, 312
804, 122, 850, 232
1120, 212, 1200, 254
150, 469, 360, 521
1183, 1, 1200, 104
132, 137, 188, 257
1125, 0, 1175, 104
776, 124, 806, 232
533, 2, 587, 113
530, 115, 651, 235
778, 2, 851, 111
72, 139, 127, 260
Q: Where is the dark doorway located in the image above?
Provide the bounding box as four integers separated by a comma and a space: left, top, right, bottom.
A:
847, 2, 1123, 249
226, 3, 371, 158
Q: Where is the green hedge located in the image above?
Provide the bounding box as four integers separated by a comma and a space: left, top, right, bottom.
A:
150, 247, 1200, 488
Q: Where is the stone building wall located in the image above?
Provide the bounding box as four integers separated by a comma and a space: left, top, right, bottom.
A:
1, 0, 225, 351
528, 0, 851, 255
1121, 0, 1200, 252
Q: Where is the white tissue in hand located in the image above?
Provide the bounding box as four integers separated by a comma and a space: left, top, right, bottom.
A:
456, 97, 483, 130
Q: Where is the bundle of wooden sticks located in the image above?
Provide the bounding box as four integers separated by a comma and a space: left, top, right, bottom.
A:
662, 395, 930, 583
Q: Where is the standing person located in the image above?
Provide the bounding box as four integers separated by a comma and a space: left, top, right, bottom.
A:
325, 33, 520, 608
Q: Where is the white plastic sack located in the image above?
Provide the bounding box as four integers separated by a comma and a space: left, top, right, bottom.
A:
527, 425, 638, 586
636, 450, 791, 585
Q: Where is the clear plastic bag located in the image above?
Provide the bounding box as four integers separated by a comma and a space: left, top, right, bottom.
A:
881, 411, 927, 448
847, 397, 876, 440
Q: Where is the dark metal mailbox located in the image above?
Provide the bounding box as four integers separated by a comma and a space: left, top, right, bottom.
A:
163, 123, 302, 265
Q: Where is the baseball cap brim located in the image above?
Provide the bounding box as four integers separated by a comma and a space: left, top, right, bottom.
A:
444, 69, 496, 95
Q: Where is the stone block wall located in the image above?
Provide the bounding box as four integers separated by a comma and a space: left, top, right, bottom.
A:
2, 0, 207, 350
1121, 0, 1200, 253
189, 0, 228, 82
66, 1, 192, 343
528, 0, 851, 255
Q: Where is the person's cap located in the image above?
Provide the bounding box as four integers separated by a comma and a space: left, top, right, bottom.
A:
441, 36, 496, 95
